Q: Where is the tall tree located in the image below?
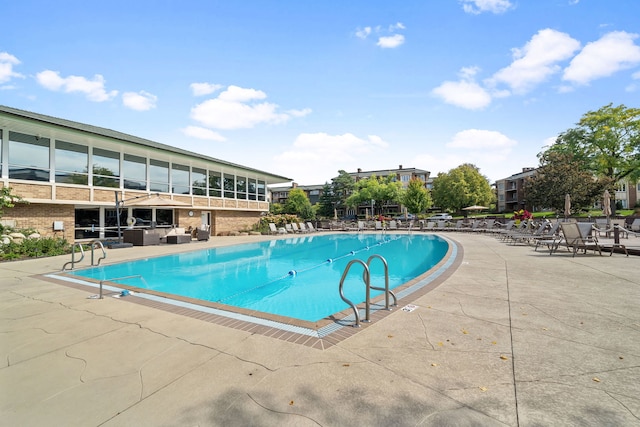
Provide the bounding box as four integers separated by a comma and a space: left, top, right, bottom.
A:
551, 103, 640, 183
331, 170, 355, 212
346, 175, 403, 215
431, 164, 493, 212
316, 183, 335, 218
402, 178, 432, 216
524, 151, 610, 214
283, 188, 314, 219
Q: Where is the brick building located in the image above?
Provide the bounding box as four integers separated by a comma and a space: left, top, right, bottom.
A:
0, 105, 290, 242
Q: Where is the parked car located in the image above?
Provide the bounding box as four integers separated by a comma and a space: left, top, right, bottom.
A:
394, 213, 415, 220
428, 213, 453, 221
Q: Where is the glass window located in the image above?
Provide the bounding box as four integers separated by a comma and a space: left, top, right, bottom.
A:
224, 173, 235, 198
132, 208, 152, 227
248, 178, 257, 200
171, 164, 190, 194
55, 140, 88, 185
123, 154, 146, 190
192, 167, 207, 195
74, 208, 100, 239
236, 176, 247, 199
8, 131, 50, 181
149, 159, 169, 193
257, 180, 266, 201
208, 171, 221, 197
156, 209, 174, 226
93, 148, 120, 188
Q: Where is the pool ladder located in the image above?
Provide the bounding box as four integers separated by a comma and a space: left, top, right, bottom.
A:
339, 254, 397, 327
62, 240, 107, 271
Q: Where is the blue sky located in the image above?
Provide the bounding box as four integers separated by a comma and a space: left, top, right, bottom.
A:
2, 0, 640, 185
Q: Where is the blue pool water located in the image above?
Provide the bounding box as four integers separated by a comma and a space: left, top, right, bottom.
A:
69, 233, 449, 322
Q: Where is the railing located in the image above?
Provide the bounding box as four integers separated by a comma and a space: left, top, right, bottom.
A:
367, 255, 396, 309
98, 275, 144, 299
338, 255, 394, 327
62, 240, 107, 271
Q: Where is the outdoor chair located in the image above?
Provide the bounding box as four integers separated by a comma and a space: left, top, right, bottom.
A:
557, 222, 602, 257
269, 223, 286, 235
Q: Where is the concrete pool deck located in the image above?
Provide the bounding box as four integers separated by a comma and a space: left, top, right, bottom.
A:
1, 232, 639, 426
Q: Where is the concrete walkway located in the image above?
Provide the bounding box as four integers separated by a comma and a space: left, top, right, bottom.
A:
1, 233, 639, 426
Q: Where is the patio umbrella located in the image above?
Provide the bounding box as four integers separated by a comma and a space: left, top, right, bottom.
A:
564, 194, 571, 219
463, 205, 489, 211
602, 189, 612, 226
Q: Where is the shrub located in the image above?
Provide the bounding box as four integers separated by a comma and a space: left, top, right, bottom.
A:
0, 237, 71, 260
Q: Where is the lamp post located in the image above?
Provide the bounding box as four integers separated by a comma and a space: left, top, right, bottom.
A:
371, 199, 375, 220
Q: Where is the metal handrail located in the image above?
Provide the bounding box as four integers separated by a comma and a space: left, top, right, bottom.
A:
62, 243, 85, 271
98, 275, 144, 299
62, 240, 107, 271
90, 240, 107, 266
366, 255, 396, 310
338, 259, 371, 328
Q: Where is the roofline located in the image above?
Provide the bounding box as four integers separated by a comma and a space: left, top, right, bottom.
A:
0, 105, 292, 183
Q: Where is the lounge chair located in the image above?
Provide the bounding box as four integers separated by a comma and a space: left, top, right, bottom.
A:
422, 221, 436, 232
533, 222, 562, 253
434, 220, 447, 231
508, 221, 547, 245
305, 222, 317, 232
298, 222, 311, 233
375, 221, 383, 231
269, 223, 286, 235
557, 222, 602, 257
388, 220, 398, 230
291, 223, 302, 233
285, 224, 294, 233
631, 218, 640, 232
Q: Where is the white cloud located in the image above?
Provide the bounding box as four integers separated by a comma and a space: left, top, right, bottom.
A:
447, 129, 517, 149
355, 22, 406, 48
35, 70, 118, 102
287, 108, 312, 117
181, 125, 226, 141
488, 29, 580, 94
432, 77, 492, 110
190, 85, 309, 130
377, 34, 405, 49
277, 132, 388, 162
563, 31, 640, 85
272, 132, 389, 184
122, 91, 157, 111
190, 82, 223, 96
355, 26, 372, 39
461, 0, 513, 14
0, 52, 24, 84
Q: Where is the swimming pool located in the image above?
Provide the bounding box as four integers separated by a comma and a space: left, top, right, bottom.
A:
66, 233, 450, 322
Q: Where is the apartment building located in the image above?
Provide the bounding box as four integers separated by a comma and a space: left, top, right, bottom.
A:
0, 106, 290, 242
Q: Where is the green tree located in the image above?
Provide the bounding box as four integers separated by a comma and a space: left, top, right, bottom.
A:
524, 151, 610, 214
283, 188, 314, 220
346, 175, 403, 216
551, 103, 640, 183
331, 170, 355, 212
402, 178, 432, 216
431, 164, 493, 212
316, 183, 335, 218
